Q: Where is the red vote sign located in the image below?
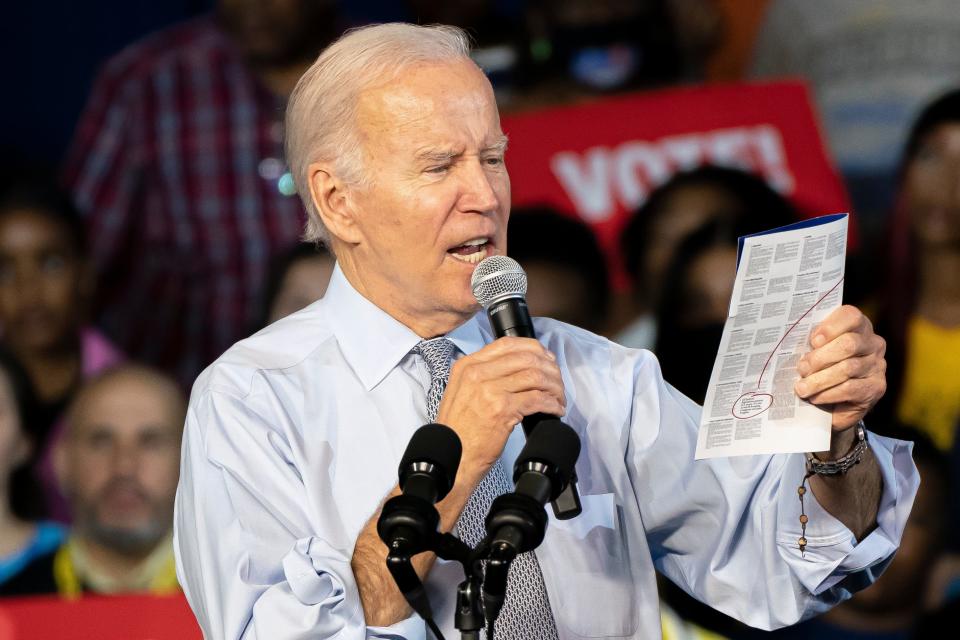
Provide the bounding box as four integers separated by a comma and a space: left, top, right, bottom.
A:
0, 594, 201, 639
500, 81, 853, 285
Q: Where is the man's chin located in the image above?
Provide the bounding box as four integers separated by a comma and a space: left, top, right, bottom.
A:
88, 523, 169, 556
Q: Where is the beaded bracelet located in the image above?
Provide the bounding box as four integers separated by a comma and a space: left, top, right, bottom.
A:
797, 421, 868, 555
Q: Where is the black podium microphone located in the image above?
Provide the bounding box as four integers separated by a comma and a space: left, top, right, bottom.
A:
377, 423, 462, 625
471, 255, 582, 520
481, 419, 581, 627
378, 423, 461, 550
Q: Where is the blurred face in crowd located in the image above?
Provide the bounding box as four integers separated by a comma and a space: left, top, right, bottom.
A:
0, 369, 28, 489
322, 59, 510, 333
679, 245, 737, 326
642, 184, 740, 305
267, 253, 336, 323
218, 0, 337, 65
0, 209, 86, 354
56, 368, 184, 555
655, 241, 736, 404
903, 123, 960, 248
524, 261, 598, 331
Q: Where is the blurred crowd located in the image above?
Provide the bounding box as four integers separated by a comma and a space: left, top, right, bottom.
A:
2, 1, 960, 639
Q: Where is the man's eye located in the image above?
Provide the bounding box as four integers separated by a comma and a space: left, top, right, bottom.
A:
485, 156, 504, 166
87, 432, 113, 450
426, 165, 450, 174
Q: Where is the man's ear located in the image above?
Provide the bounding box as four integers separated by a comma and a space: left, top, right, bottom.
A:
307, 162, 363, 245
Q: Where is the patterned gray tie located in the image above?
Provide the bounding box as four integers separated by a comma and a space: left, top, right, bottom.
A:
414, 338, 560, 640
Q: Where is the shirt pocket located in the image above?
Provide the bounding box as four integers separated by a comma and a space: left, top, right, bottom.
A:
539, 492, 639, 638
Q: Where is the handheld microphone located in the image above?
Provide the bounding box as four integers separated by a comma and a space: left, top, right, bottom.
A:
471, 255, 583, 520
377, 423, 462, 623
481, 419, 581, 626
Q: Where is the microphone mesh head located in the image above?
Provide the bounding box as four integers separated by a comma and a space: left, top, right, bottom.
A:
471, 255, 527, 308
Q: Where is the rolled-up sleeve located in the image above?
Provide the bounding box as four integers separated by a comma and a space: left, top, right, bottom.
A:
775, 433, 918, 596
629, 355, 920, 631
174, 387, 421, 639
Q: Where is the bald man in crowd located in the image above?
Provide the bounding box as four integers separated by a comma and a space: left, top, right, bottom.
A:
175, 23, 918, 640
0, 364, 184, 597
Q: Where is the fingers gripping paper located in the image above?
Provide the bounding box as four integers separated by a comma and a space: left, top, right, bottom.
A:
695, 214, 848, 459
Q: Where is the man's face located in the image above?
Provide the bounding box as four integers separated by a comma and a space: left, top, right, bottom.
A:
342, 60, 510, 326
60, 373, 183, 554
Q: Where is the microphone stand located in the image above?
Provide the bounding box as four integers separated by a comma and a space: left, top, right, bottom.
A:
381, 419, 576, 639
407, 532, 517, 640
385, 528, 487, 640
433, 534, 486, 640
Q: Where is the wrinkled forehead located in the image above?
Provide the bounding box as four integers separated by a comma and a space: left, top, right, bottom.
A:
354, 60, 502, 151
69, 375, 186, 439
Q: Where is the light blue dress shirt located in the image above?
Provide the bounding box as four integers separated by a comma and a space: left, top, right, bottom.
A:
174, 265, 919, 640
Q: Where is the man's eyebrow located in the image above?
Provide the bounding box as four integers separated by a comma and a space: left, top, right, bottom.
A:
414, 136, 509, 162
415, 147, 462, 162
483, 136, 509, 154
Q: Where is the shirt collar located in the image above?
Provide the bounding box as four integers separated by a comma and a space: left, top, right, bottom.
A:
323, 263, 489, 391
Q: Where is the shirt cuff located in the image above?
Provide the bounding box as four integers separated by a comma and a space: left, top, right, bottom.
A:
775, 432, 920, 596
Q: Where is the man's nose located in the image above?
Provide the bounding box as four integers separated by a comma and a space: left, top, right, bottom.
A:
111, 444, 140, 476
460, 158, 500, 213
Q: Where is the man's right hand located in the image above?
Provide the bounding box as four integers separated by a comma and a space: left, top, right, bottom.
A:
435, 336, 566, 490
352, 336, 564, 627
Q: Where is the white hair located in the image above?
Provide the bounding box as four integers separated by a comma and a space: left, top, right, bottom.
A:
285, 23, 473, 245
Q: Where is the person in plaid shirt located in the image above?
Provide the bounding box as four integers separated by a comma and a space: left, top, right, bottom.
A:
62, 1, 342, 387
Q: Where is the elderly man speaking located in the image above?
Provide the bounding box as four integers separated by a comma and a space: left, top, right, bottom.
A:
174, 23, 917, 640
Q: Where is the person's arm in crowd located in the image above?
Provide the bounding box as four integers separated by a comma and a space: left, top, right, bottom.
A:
351, 337, 565, 626
627, 304, 919, 630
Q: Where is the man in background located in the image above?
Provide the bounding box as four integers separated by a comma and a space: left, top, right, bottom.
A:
62, 1, 343, 387
0, 364, 185, 597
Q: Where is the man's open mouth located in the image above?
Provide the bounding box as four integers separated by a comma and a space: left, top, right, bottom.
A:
447, 237, 491, 264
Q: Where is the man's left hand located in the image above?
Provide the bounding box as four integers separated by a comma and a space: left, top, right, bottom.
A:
794, 305, 887, 431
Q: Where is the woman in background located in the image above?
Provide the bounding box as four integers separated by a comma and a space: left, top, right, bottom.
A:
0, 346, 64, 587
876, 89, 960, 452
0, 175, 123, 521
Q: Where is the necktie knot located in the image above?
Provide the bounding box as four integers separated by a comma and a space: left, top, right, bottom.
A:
415, 337, 457, 423
415, 337, 457, 385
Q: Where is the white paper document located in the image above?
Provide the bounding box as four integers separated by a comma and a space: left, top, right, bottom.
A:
695, 214, 848, 459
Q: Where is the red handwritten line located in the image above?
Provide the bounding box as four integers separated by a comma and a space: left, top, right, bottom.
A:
755, 276, 845, 388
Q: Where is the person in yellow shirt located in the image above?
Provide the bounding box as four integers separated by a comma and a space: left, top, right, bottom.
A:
0, 364, 184, 597
876, 89, 960, 451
